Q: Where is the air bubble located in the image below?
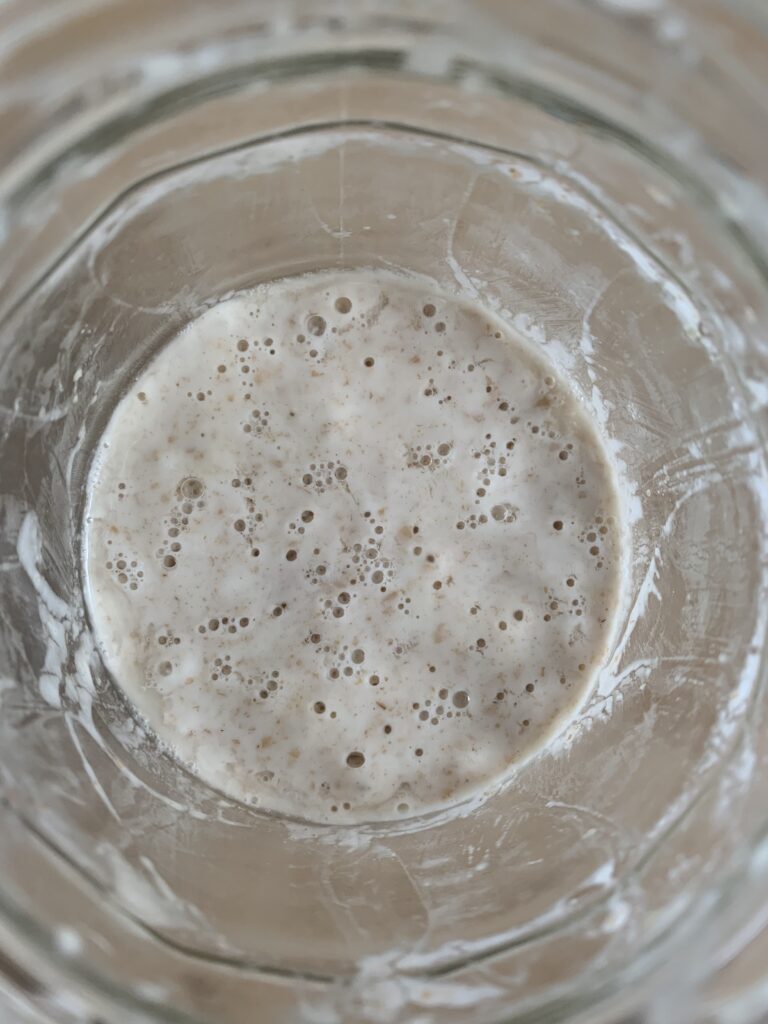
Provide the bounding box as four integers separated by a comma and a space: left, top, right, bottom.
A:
307, 314, 326, 336
491, 503, 517, 523
452, 690, 470, 708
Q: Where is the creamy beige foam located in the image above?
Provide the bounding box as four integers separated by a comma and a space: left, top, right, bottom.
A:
83, 270, 623, 823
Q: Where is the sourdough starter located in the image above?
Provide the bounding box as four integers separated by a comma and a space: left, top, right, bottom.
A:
83, 270, 623, 823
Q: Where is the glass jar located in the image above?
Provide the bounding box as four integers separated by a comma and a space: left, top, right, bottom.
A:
0, 2, 767, 1022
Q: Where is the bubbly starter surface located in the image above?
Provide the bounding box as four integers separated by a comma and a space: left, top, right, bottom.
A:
84, 271, 623, 823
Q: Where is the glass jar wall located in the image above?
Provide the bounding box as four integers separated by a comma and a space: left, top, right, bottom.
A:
0, 2, 767, 1022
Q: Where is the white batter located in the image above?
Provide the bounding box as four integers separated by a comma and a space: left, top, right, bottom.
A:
83, 270, 623, 823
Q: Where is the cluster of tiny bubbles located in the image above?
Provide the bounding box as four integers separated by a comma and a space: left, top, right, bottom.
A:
350, 518, 395, 590
104, 546, 144, 591
491, 502, 518, 524
243, 407, 270, 437
577, 512, 615, 571
300, 460, 348, 495
197, 613, 252, 638
421, 376, 441, 401
291, 313, 327, 363
321, 642, 369, 682
186, 388, 213, 402
237, 336, 277, 359
210, 653, 234, 683
156, 627, 182, 646
321, 590, 355, 624
229, 337, 278, 399
305, 559, 329, 587
455, 512, 489, 531
154, 628, 182, 678
408, 688, 472, 752
248, 669, 281, 702
541, 590, 561, 625
209, 653, 284, 702
286, 508, 315, 540
153, 478, 207, 571
229, 477, 264, 552
467, 434, 514, 513
405, 441, 453, 471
